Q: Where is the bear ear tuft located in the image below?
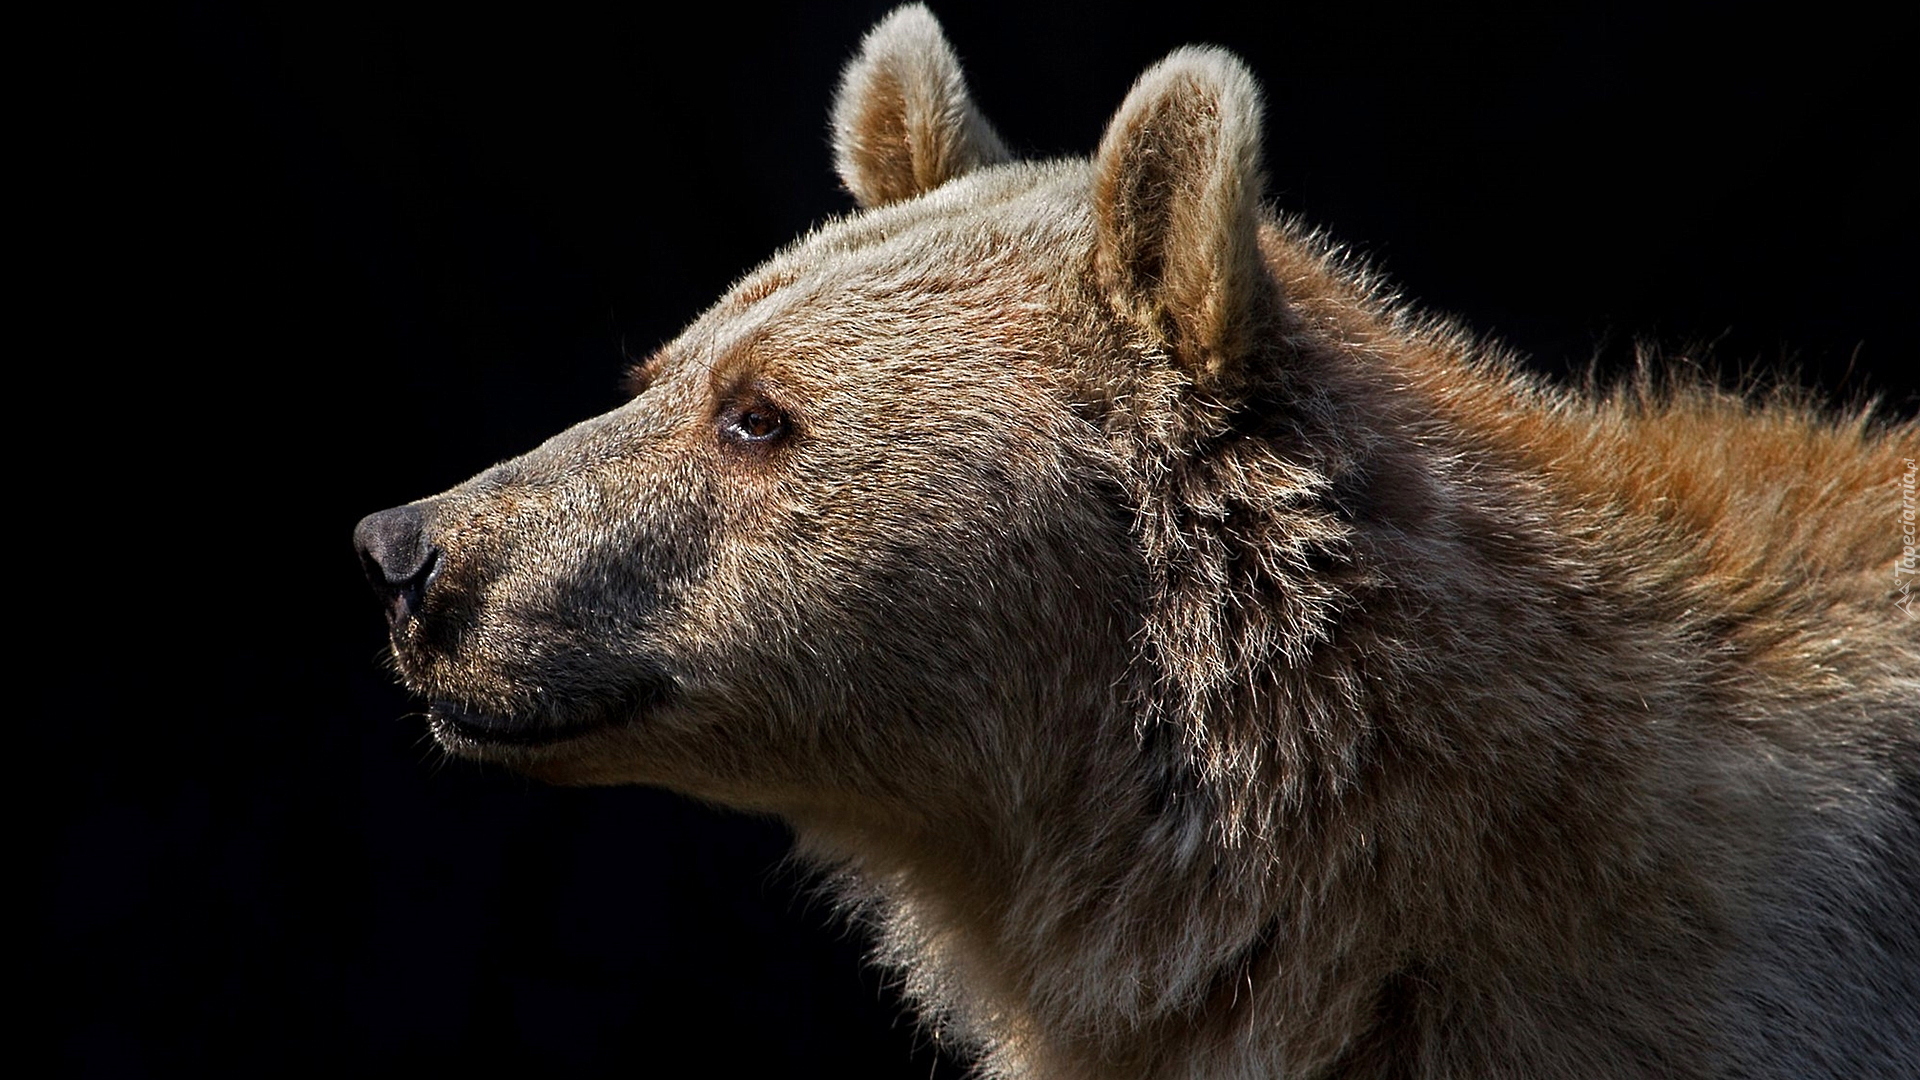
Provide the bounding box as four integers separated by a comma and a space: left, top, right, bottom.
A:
831, 5, 1011, 209
1093, 48, 1269, 389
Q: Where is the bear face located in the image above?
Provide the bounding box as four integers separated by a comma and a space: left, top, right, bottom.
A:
355, 9, 1289, 818
359, 164, 1152, 811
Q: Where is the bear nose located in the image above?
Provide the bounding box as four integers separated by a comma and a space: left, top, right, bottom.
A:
353, 505, 442, 628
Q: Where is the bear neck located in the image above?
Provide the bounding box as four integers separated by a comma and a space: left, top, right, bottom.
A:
788, 218, 1754, 1078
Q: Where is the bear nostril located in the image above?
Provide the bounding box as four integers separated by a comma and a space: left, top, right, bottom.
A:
352, 505, 443, 627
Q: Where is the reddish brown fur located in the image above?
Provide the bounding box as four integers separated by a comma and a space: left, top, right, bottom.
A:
356, 7, 1919, 1077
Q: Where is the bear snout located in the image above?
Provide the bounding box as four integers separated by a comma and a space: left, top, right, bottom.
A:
353, 505, 443, 630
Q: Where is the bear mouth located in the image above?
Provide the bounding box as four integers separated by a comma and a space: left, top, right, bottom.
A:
428, 680, 672, 750
428, 701, 600, 747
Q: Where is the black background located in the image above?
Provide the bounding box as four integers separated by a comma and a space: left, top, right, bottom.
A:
53, 2, 1910, 1076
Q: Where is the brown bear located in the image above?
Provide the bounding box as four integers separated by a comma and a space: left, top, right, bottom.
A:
354, 6, 1919, 1077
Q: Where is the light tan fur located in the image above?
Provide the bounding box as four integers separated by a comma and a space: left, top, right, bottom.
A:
356, 7, 1919, 1077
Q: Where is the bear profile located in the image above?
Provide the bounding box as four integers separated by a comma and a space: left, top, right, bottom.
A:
355, 6, 1919, 1077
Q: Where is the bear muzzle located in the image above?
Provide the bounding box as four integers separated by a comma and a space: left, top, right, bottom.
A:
357, 502, 682, 754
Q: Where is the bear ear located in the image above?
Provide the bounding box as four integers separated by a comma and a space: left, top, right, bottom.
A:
831, 5, 1011, 209
1093, 48, 1269, 389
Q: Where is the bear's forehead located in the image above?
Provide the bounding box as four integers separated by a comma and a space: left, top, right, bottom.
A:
665, 163, 1095, 380
754, 163, 1091, 307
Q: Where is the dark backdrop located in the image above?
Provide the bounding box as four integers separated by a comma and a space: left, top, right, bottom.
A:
55, 2, 1910, 1076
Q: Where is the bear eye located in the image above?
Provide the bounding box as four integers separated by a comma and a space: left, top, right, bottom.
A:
723, 403, 789, 445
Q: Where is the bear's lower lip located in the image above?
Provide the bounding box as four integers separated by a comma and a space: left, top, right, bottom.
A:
429, 700, 614, 748
426, 680, 673, 750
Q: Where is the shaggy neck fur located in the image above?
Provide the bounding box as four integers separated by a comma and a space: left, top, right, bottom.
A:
785, 210, 1916, 1079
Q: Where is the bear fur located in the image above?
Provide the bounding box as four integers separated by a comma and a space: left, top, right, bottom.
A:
354, 7, 1920, 1077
